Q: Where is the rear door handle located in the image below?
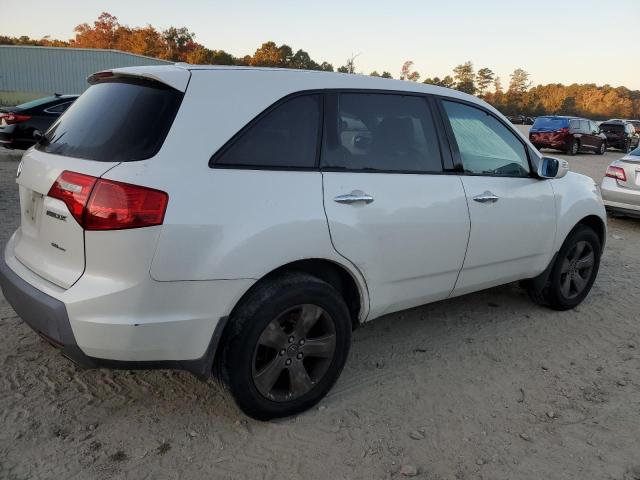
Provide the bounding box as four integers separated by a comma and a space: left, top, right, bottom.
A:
334, 191, 375, 205
473, 191, 499, 204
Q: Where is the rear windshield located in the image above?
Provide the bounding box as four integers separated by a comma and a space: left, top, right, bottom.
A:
600, 123, 624, 133
531, 117, 568, 130
15, 96, 60, 110
37, 78, 183, 162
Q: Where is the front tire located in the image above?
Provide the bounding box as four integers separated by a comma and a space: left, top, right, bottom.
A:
218, 272, 352, 420
568, 139, 579, 156
596, 141, 606, 155
527, 225, 601, 310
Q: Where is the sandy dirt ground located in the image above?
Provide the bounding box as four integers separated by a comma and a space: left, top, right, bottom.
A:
1, 139, 640, 480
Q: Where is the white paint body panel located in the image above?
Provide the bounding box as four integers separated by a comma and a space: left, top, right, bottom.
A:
3, 66, 607, 362
322, 172, 469, 318
452, 176, 556, 296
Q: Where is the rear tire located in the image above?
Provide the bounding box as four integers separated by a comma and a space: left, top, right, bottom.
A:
218, 272, 352, 420
596, 141, 606, 155
623, 140, 631, 153
526, 225, 601, 310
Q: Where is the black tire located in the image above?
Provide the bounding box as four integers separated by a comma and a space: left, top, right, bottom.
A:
568, 139, 579, 156
218, 272, 352, 420
622, 140, 631, 153
596, 141, 606, 155
527, 225, 601, 310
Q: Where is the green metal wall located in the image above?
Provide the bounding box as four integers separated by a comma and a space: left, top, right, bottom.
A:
0, 45, 171, 95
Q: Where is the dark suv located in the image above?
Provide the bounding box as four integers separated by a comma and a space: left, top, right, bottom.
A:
600, 120, 640, 152
529, 116, 607, 155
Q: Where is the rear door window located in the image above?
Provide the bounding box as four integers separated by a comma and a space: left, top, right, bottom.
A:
321, 93, 443, 172
213, 94, 321, 169
442, 100, 530, 177
37, 79, 183, 162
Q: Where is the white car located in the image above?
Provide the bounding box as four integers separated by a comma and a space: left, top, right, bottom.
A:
601, 146, 640, 217
0, 65, 606, 419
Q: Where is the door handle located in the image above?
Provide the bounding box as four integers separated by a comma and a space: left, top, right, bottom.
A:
473, 191, 499, 204
334, 191, 375, 205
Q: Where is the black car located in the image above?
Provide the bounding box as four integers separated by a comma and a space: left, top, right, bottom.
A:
0, 94, 78, 149
599, 119, 640, 152
508, 114, 534, 125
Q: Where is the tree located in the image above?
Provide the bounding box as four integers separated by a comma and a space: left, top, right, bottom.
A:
72, 12, 120, 49
338, 54, 359, 74
453, 61, 476, 94
250, 41, 284, 67
381, 71, 393, 79
162, 26, 195, 61
369, 71, 380, 77
494, 76, 503, 94
509, 68, 531, 94
476, 67, 495, 96
399, 60, 420, 82
319, 61, 334, 72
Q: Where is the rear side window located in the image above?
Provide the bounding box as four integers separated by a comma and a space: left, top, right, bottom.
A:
37, 79, 183, 162
442, 100, 530, 177
213, 95, 321, 169
532, 117, 568, 130
45, 101, 73, 114
321, 93, 442, 172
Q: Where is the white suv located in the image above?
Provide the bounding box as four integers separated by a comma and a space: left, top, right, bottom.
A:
0, 65, 606, 419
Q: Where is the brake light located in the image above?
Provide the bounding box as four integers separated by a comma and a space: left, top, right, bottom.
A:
48, 171, 168, 230
0, 113, 31, 124
605, 165, 627, 182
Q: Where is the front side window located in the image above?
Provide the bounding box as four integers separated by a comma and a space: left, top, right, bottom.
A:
214, 94, 321, 168
442, 100, 530, 177
322, 93, 443, 172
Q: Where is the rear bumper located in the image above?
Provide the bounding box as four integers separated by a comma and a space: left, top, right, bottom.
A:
0, 247, 93, 367
1, 235, 253, 378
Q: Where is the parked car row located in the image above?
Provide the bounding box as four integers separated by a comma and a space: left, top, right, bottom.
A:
0, 94, 78, 149
529, 116, 640, 155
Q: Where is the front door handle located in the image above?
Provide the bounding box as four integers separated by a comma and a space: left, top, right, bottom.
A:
334, 191, 375, 205
473, 191, 499, 204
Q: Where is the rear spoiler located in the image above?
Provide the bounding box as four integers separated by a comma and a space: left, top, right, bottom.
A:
87, 65, 191, 92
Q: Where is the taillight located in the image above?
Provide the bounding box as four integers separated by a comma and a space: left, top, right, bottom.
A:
0, 113, 32, 124
84, 178, 168, 230
48, 171, 168, 230
47, 171, 97, 224
605, 165, 627, 182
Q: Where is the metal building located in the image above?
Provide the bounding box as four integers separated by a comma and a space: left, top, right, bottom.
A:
0, 45, 172, 95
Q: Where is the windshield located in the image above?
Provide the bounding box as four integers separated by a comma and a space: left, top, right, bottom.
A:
531, 117, 568, 130
630, 146, 640, 156
37, 78, 183, 162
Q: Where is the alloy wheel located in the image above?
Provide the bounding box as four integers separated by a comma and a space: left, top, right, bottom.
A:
251, 304, 337, 402
559, 240, 595, 299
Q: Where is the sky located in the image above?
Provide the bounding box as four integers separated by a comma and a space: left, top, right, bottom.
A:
2, 0, 640, 89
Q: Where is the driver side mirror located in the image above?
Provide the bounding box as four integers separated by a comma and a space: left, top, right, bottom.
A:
538, 156, 569, 179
